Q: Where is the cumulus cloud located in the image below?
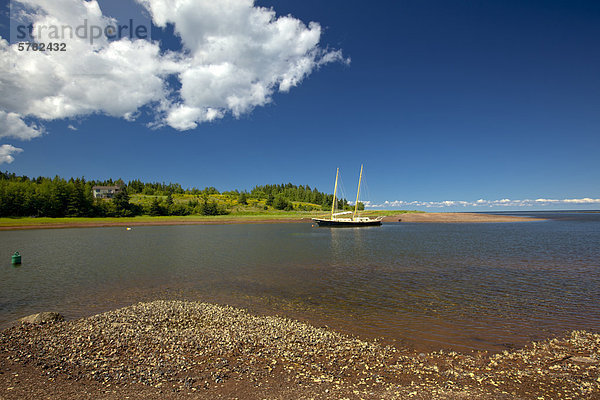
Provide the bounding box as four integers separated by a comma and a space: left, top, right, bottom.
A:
0, 110, 44, 139
0, 144, 24, 164
139, 0, 347, 129
1, 0, 346, 139
368, 198, 600, 208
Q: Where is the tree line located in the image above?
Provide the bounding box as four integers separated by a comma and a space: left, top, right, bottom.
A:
0, 172, 361, 217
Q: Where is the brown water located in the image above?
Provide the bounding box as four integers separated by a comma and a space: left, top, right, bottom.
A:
1, 212, 599, 352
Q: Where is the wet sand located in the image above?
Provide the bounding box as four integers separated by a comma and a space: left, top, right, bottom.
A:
0, 218, 311, 231
1, 301, 598, 400
384, 212, 541, 223
0, 213, 538, 231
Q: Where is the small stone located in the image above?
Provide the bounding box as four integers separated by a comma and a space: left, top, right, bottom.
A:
569, 356, 597, 364
18, 312, 64, 324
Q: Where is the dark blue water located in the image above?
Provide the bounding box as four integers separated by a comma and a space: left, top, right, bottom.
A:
1, 212, 599, 352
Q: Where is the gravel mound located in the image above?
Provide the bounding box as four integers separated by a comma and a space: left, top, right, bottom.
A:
2, 300, 599, 399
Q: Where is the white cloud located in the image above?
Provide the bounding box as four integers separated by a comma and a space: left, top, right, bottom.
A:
0, 35, 168, 120
0, 110, 44, 140
369, 198, 600, 209
0, 144, 24, 164
67, 124, 78, 131
139, 0, 347, 129
554, 198, 600, 204
1, 0, 346, 139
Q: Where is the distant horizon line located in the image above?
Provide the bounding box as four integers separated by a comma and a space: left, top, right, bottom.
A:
370, 209, 600, 213
365, 198, 600, 209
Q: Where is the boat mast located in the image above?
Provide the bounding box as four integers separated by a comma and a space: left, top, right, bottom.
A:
353, 164, 363, 220
331, 168, 339, 219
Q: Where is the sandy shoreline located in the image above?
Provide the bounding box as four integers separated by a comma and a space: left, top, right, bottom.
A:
0, 218, 312, 231
383, 212, 541, 223
0, 213, 540, 230
1, 300, 598, 399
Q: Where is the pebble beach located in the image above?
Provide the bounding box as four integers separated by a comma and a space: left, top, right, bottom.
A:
1, 300, 599, 399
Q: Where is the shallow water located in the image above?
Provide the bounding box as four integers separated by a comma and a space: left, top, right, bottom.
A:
1, 212, 599, 352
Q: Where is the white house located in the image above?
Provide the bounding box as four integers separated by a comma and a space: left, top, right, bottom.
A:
92, 185, 122, 199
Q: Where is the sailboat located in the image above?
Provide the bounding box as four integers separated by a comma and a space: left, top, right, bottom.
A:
312, 165, 383, 227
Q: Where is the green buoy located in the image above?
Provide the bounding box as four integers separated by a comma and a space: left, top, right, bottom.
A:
11, 251, 21, 265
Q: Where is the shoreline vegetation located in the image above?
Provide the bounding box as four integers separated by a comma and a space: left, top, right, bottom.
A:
0, 172, 363, 219
1, 172, 544, 230
0, 212, 540, 230
1, 300, 598, 399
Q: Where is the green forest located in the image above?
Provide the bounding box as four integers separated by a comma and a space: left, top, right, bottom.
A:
0, 172, 363, 218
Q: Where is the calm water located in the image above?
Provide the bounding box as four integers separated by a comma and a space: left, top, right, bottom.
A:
1, 212, 599, 352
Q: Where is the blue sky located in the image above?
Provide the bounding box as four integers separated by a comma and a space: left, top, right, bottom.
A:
1, 0, 599, 211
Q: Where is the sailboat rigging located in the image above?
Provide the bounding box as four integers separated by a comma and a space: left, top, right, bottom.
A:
312, 165, 383, 227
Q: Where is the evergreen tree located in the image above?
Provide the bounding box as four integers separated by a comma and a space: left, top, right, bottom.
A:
266, 194, 275, 207
112, 187, 131, 217
273, 195, 291, 210
148, 197, 163, 216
